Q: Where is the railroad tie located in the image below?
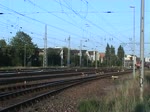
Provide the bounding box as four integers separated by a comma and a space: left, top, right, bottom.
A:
82, 72, 87, 77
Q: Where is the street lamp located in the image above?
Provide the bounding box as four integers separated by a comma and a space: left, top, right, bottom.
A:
130, 6, 135, 78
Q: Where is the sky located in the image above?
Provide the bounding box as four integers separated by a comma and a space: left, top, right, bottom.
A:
0, 0, 150, 57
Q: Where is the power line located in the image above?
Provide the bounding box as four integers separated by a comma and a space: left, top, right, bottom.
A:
0, 2, 106, 50
0, 4, 83, 38
25, 0, 107, 49
54, 0, 128, 45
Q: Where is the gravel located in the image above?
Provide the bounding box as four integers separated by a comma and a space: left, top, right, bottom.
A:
20, 73, 132, 112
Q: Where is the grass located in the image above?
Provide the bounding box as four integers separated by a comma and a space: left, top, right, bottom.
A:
78, 71, 150, 112
78, 99, 100, 112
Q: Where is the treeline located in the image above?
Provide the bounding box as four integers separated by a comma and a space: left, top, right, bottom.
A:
0, 31, 125, 67
0, 31, 40, 67
104, 44, 125, 67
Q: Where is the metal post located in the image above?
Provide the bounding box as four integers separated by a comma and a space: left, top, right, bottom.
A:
60, 48, 63, 67
80, 40, 82, 67
124, 54, 125, 67
67, 36, 70, 67
87, 57, 88, 67
24, 44, 26, 67
109, 48, 111, 67
140, 0, 145, 102
43, 24, 47, 67
95, 49, 97, 69
130, 6, 136, 78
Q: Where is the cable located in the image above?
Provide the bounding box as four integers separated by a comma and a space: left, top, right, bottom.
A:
0, 4, 83, 38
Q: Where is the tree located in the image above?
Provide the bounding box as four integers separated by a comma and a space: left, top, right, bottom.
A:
104, 44, 117, 67
0, 39, 7, 48
47, 48, 61, 66
29, 48, 40, 66
105, 44, 111, 67
0, 39, 13, 66
62, 47, 68, 66
110, 45, 117, 66
10, 31, 37, 66
117, 45, 125, 66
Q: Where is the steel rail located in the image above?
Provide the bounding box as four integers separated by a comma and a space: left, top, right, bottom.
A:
0, 68, 100, 78
0, 71, 131, 112
0, 71, 95, 85
0, 76, 91, 100
0, 67, 121, 78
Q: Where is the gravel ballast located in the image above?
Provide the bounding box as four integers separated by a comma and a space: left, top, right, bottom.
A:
20, 73, 132, 112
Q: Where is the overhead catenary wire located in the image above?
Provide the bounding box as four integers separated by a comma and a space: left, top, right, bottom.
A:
26, 0, 105, 47
0, 1, 142, 53
0, 1, 105, 50
53, 0, 130, 48
0, 4, 83, 39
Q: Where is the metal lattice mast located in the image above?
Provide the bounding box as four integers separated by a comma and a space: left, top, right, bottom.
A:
43, 24, 47, 67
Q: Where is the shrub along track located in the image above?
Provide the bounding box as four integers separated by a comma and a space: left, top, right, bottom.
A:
0, 70, 131, 112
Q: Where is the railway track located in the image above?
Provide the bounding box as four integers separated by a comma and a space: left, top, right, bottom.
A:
0, 67, 121, 85
0, 67, 120, 78
0, 70, 131, 112
0, 69, 103, 95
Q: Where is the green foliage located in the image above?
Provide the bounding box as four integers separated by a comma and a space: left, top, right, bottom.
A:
0, 40, 12, 66
0, 31, 39, 67
47, 48, 61, 66
104, 44, 117, 67
117, 45, 125, 66
145, 75, 150, 83
62, 47, 68, 66
10, 31, 37, 66
134, 103, 145, 112
0, 39, 7, 48
70, 54, 79, 66
78, 72, 150, 112
78, 99, 100, 112
103, 43, 125, 67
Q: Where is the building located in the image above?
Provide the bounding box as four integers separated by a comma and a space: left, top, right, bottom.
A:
145, 57, 150, 62
124, 54, 136, 68
99, 53, 105, 63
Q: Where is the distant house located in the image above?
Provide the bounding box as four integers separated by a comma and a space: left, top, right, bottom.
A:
39, 48, 62, 58
145, 57, 150, 62
70, 49, 87, 56
124, 54, 138, 68
88, 51, 95, 62
99, 53, 105, 63
39, 48, 44, 56
70, 50, 79, 57
87, 51, 100, 62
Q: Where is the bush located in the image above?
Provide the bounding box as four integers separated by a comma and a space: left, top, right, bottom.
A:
78, 99, 99, 112
78, 71, 150, 112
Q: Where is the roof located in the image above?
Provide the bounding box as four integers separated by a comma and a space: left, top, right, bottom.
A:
88, 51, 94, 55
99, 53, 105, 58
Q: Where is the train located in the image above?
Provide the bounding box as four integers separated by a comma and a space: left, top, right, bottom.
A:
135, 61, 150, 69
